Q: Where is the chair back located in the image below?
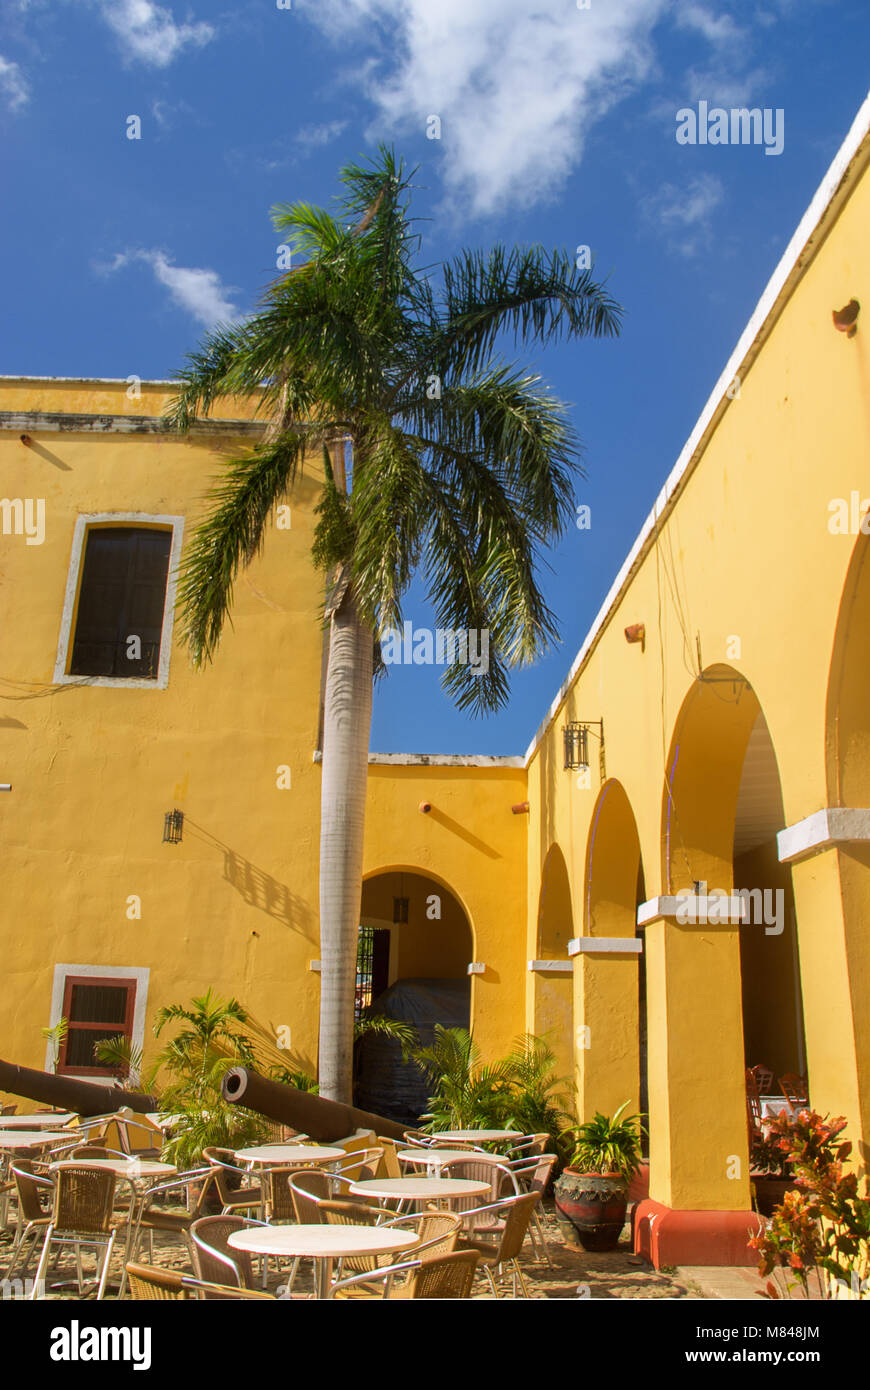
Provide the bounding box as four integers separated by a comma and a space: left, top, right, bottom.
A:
439, 1155, 519, 1222
335, 1147, 384, 1182
289, 1168, 330, 1223
263, 1166, 298, 1222
189, 1215, 255, 1292
116, 1110, 164, 1156
779, 1074, 809, 1107
506, 1133, 549, 1159
405, 1250, 479, 1299
745, 1068, 764, 1146
749, 1063, 775, 1095
509, 1154, 558, 1196
489, 1192, 540, 1263
377, 1137, 403, 1179
402, 1129, 436, 1147
409, 1210, 461, 1260
11, 1160, 53, 1223
321, 1199, 396, 1273
53, 1165, 116, 1235
202, 1147, 247, 1205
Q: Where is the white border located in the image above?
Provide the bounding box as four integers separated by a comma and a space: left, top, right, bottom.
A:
568, 937, 643, 956
45, 962, 150, 1078
523, 92, 870, 765
53, 513, 185, 689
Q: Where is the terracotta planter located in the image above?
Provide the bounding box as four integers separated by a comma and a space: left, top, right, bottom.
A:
554, 1169, 629, 1251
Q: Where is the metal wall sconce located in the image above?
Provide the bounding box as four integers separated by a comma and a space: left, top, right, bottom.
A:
163, 809, 184, 844
832, 299, 859, 337
563, 720, 604, 771
392, 896, 409, 924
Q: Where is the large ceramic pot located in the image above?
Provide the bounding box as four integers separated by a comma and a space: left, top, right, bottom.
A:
554, 1169, 629, 1251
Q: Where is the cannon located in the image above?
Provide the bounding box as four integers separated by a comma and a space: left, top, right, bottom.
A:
221, 1066, 408, 1142
0, 1057, 157, 1117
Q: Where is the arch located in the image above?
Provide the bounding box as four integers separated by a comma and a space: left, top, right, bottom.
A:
825, 530, 870, 805
532, 844, 574, 1094
578, 780, 647, 1123
662, 664, 762, 891
359, 867, 473, 983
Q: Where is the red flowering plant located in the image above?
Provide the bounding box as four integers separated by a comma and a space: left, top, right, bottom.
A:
749, 1109, 870, 1299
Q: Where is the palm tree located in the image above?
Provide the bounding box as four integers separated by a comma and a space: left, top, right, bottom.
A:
166, 147, 621, 1103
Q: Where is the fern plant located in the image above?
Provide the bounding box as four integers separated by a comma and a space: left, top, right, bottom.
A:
567, 1101, 644, 1179
412, 1027, 516, 1131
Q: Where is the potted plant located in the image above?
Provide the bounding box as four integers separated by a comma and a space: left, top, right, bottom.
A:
751, 1130, 798, 1217
554, 1102, 643, 1251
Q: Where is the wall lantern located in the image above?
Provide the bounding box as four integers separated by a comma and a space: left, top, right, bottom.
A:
392, 896, 409, 924
163, 809, 184, 844
563, 720, 603, 772
832, 299, 859, 337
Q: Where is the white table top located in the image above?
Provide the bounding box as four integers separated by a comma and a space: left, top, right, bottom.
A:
0, 1113, 77, 1130
228, 1224, 420, 1260
398, 1148, 500, 1168
434, 1129, 520, 1142
234, 1145, 346, 1166
349, 1177, 491, 1201
51, 1159, 177, 1179
0, 1130, 73, 1148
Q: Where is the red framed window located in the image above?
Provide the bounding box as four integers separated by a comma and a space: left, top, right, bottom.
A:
57, 975, 137, 1075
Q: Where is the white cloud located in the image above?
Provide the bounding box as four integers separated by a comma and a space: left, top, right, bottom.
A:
640, 173, 724, 255
297, 0, 671, 217
684, 64, 771, 108
295, 119, 348, 149
0, 55, 30, 110
102, 249, 240, 326
675, 5, 744, 46
95, 0, 214, 68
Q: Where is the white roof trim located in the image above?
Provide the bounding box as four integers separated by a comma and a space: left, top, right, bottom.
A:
523, 90, 870, 767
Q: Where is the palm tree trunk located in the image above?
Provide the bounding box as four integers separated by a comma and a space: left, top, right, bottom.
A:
318, 588, 373, 1103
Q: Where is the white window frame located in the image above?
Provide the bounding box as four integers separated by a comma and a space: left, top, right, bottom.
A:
45, 963, 150, 1080
53, 513, 184, 689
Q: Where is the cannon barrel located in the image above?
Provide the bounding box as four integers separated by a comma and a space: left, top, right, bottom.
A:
221, 1066, 408, 1142
0, 1057, 157, 1117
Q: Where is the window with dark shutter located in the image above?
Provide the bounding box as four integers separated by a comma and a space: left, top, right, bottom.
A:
57, 976, 137, 1075
69, 528, 172, 678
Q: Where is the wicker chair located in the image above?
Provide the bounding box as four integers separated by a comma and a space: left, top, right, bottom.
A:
202, 1147, 263, 1216
505, 1133, 550, 1160
118, 1166, 218, 1297
189, 1214, 261, 1295
5, 1161, 54, 1281
329, 1250, 480, 1300
31, 1165, 119, 1300
125, 1261, 275, 1300
439, 1155, 520, 1236
503, 1154, 558, 1265
333, 1147, 384, 1182
456, 1192, 541, 1297
321, 1208, 462, 1297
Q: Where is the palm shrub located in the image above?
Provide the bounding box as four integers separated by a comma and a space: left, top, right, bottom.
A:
153, 989, 272, 1168
566, 1102, 644, 1179
500, 1033, 573, 1159
167, 146, 622, 1103
413, 1027, 515, 1130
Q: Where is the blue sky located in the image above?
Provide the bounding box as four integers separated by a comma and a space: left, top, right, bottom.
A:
2, 0, 868, 754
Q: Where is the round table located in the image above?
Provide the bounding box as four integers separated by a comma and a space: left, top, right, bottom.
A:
51, 1158, 176, 1179
398, 1148, 497, 1175
0, 1113, 77, 1130
348, 1176, 490, 1212
235, 1145, 346, 1167
228, 1223, 420, 1299
433, 1129, 520, 1144
0, 1130, 74, 1149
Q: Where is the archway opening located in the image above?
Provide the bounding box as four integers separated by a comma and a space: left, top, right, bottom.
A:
533, 845, 574, 1097
354, 869, 472, 1123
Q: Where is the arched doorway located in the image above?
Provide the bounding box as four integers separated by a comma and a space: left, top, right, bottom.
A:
578, 780, 646, 1126
652, 664, 804, 1214
533, 845, 574, 1097
354, 868, 473, 1123
820, 532, 870, 1152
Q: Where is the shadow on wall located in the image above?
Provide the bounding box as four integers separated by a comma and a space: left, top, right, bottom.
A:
184, 819, 315, 938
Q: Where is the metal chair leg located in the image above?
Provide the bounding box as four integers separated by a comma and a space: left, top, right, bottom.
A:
96, 1232, 116, 1301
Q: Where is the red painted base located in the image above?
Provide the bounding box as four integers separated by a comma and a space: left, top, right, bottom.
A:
627, 1161, 650, 1204
632, 1198, 764, 1268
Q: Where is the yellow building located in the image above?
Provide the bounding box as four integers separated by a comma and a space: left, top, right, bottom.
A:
2, 95, 870, 1266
